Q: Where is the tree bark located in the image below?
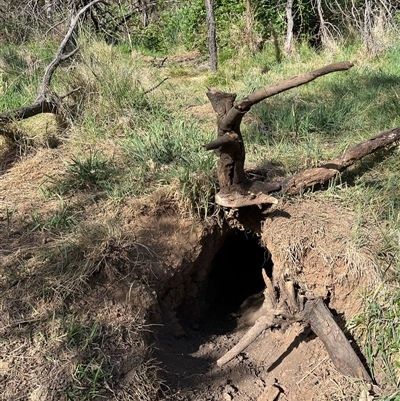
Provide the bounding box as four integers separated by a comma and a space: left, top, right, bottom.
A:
284, 0, 294, 55
203, 62, 354, 205
246, 0, 256, 54
301, 297, 371, 381
204, 0, 217, 72
316, 0, 330, 47
281, 126, 400, 195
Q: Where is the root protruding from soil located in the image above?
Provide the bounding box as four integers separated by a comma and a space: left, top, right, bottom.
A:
217, 271, 372, 383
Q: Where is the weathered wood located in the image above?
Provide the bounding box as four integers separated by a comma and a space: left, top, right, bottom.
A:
215, 192, 278, 208
216, 276, 372, 383
216, 315, 274, 367
203, 133, 239, 151
0, 100, 57, 124
204, 62, 354, 197
0, 0, 102, 126
223, 62, 354, 126
281, 126, 400, 195
300, 297, 372, 381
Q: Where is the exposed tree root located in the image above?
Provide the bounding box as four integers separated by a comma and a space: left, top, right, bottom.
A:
217, 271, 372, 383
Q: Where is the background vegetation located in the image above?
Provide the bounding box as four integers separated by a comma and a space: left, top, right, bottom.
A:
1, 0, 400, 399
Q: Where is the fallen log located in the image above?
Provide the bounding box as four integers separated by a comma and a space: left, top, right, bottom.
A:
0, 0, 102, 127
213, 126, 400, 206
281, 126, 400, 195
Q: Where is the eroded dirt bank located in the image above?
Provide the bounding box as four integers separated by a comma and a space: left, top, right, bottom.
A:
151, 199, 380, 401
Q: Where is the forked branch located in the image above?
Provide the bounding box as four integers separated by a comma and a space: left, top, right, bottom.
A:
203, 62, 354, 204
0, 0, 103, 126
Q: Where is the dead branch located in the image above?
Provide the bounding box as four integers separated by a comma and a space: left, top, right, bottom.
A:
144, 77, 169, 94
216, 315, 275, 367
224, 62, 354, 126
281, 126, 400, 195
203, 62, 354, 201
0, 0, 102, 126
216, 274, 372, 382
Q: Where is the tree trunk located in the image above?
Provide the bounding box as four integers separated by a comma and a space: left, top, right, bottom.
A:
203, 62, 354, 206
139, 0, 149, 27
204, 0, 217, 72
284, 0, 294, 55
316, 0, 330, 47
246, 0, 256, 54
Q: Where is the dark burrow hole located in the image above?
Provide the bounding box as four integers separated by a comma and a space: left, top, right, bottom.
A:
178, 229, 273, 335
156, 229, 274, 395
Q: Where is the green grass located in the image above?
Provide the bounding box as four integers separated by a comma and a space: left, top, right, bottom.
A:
119, 111, 217, 213
28, 203, 80, 231
42, 151, 119, 199
349, 287, 400, 396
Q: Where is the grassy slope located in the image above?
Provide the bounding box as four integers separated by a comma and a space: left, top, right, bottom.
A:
1, 33, 400, 399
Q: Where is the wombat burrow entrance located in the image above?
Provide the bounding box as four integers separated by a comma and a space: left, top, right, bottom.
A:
156, 229, 274, 396
176, 229, 273, 334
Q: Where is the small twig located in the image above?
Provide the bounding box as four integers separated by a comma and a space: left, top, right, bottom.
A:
144, 77, 169, 94
60, 86, 82, 99
296, 356, 329, 385
157, 57, 168, 67
60, 47, 80, 61
1, 317, 44, 332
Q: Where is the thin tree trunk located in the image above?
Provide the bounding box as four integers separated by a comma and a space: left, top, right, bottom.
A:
139, 0, 149, 27
246, 0, 256, 54
316, 0, 329, 47
204, 0, 217, 72
284, 0, 294, 55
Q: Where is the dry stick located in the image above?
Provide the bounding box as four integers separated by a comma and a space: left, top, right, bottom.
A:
300, 297, 372, 382
216, 315, 274, 367
281, 126, 400, 195
144, 77, 169, 94
216, 271, 278, 367
0, 0, 103, 125
296, 356, 329, 385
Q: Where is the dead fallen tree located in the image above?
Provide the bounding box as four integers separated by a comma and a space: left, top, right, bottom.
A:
0, 0, 102, 127
217, 271, 372, 382
280, 126, 400, 195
